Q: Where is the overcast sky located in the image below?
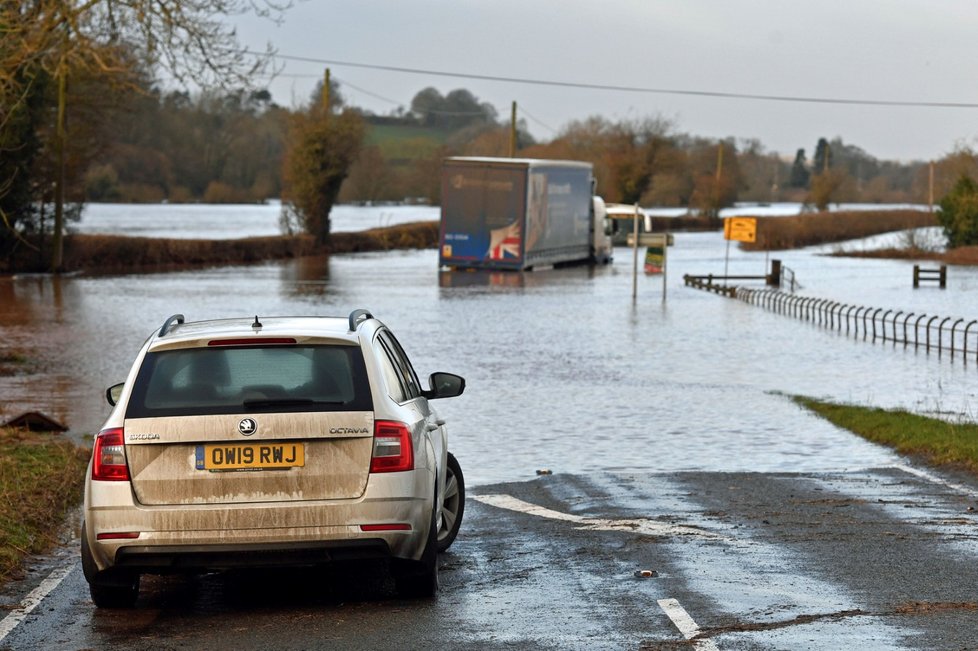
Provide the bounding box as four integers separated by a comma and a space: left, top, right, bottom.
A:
234, 1, 978, 162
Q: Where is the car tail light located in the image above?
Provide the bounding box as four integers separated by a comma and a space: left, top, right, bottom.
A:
370, 421, 413, 473
360, 524, 412, 532
92, 427, 130, 481
96, 532, 140, 540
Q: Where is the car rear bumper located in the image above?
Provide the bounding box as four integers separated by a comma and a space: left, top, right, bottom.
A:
84, 469, 434, 576
111, 539, 392, 574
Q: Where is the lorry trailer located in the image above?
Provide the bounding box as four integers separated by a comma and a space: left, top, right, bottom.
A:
438, 157, 613, 271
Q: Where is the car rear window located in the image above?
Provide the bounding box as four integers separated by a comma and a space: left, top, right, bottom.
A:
125, 344, 372, 418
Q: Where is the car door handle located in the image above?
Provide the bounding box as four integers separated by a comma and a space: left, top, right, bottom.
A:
426, 420, 445, 431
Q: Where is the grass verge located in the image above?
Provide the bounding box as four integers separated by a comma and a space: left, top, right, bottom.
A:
792, 396, 978, 472
0, 428, 88, 582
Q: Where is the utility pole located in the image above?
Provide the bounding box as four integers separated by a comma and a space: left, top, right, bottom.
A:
323, 68, 330, 111
929, 161, 935, 212
631, 204, 639, 302
509, 101, 517, 157
714, 142, 724, 219
51, 16, 69, 272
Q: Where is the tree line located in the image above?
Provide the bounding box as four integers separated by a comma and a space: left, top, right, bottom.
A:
5, 1, 978, 271
11, 72, 967, 215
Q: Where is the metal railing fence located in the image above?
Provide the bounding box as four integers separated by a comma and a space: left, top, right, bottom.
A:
736, 287, 978, 359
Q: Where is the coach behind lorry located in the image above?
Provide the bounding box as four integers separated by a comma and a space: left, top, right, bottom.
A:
438, 157, 613, 271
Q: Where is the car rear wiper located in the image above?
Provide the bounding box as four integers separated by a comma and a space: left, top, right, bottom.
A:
241, 398, 345, 409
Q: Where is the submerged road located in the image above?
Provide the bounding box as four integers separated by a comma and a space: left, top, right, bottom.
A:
3, 464, 978, 650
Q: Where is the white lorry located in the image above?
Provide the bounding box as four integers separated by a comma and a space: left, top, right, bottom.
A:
439, 157, 613, 271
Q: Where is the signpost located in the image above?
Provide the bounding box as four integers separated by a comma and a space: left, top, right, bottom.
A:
723, 217, 757, 243
628, 227, 670, 303
722, 216, 757, 279
626, 233, 674, 248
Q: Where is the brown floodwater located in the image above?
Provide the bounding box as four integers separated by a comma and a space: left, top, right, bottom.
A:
2, 227, 977, 485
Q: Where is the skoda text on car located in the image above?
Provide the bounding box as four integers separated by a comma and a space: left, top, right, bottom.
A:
82, 310, 465, 607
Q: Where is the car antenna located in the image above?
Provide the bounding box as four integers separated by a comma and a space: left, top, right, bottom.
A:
252, 315, 262, 331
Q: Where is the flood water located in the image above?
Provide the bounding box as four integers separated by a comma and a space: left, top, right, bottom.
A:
4, 205, 977, 485
76, 202, 435, 238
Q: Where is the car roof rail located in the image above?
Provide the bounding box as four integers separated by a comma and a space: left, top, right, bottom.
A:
159, 314, 185, 337
348, 308, 374, 332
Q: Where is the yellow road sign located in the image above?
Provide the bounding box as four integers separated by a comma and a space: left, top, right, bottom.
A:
724, 217, 757, 243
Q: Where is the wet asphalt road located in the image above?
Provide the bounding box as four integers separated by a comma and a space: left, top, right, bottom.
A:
4, 465, 978, 650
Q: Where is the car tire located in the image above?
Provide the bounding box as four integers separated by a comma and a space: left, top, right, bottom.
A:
89, 576, 140, 609
436, 452, 464, 553
81, 524, 140, 609
393, 497, 439, 598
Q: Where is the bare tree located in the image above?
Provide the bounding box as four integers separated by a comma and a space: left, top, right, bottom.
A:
0, 0, 289, 271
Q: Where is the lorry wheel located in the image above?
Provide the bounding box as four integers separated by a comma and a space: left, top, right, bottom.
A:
436, 452, 464, 553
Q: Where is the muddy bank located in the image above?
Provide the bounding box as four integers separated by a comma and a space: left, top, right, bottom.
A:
12, 209, 953, 274
739, 209, 938, 251
830, 243, 978, 266
648, 214, 720, 232
31, 221, 440, 275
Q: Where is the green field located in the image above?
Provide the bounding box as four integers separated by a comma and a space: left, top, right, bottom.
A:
365, 123, 455, 161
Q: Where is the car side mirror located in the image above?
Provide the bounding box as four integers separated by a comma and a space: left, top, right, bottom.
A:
423, 372, 465, 400
106, 382, 125, 406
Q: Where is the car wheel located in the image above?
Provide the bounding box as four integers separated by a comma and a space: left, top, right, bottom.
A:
436, 452, 464, 553
393, 497, 439, 598
81, 524, 140, 609
89, 576, 140, 609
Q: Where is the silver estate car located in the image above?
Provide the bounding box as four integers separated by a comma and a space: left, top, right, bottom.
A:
82, 310, 465, 607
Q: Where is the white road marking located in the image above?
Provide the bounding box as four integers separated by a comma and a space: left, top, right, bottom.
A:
657, 598, 720, 651
474, 493, 727, 540
890, 464, 978, 500
0, 563, 75, 644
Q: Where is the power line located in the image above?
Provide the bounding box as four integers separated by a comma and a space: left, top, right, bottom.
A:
332, 77, 402, 107
516, 105, 557, 134
252, 50, 978, 110
253, 72, 320, 79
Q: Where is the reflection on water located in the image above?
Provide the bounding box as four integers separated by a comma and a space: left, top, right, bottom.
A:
2, 229, 977, 485
437, 266, 601, 289
279, 254, 331, 297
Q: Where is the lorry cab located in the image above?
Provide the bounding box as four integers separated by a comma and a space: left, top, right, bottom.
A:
604, 203, 654, 246
591, 196, 614, 264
